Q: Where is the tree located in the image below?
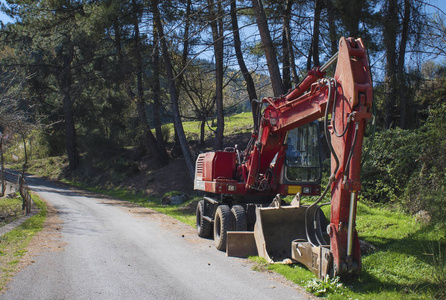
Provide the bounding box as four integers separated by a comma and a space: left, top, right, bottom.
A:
251, 0, 285, 97
307, 0, 322, 70
230, 0, 258, 101
427, 12, 446, 58
150, 22, 169, 160
0, 66, 35, 213
397, 0, 411, 128
180, 62, 216, 146
382, 0, 399, 128
0, 1, 95, 170
151, 0, 195, 179
208, 0, 226, 150
128, 0, 167, 165
281, 0, 299, 89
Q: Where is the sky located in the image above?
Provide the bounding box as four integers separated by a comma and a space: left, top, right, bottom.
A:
0, 0, 12, 24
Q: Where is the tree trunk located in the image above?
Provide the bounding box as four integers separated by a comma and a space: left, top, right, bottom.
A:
282, 22, 291, 91
307, 0, 322, 69
208, 0, 225, 150
151, 22, 169, 161
398, 0, 411, 129
61, 40, 79, 171
200, 119, 206, 146
0, 138, 4, 197
230, 0, 258, 102
152, 0, 195, 179
132, 2, 167, 165
282, 0, 298, 86
325, 0, 338, 55
113, 19, 124, 73
341, 0, 362, 37
177, 0, 192, 88
20, 133, 31, 215
251, 0, 285, 97
383, 0, 398, 129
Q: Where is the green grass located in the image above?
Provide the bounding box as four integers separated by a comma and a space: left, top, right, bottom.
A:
26, 156, 68, 179
247, 203, 446, 299
164, 112, 253, 144
0, 194, 47, 292
0, 196, 23, 227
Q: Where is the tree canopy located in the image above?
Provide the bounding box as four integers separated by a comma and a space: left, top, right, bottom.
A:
0, 0, 445, 182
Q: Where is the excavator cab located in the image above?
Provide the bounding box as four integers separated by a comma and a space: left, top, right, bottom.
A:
284, 122, 322, 183
280, 122, 322, 195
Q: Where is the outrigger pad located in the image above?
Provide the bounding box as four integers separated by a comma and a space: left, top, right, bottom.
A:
291, 241, 332, 279
226, 231, 258, 258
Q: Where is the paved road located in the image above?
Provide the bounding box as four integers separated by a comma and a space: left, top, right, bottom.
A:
1, 176, 309, 299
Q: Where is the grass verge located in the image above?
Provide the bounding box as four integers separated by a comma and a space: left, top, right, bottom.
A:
0, 196, 23, 227
0, 194, 47, 292
248, 202, 446, 299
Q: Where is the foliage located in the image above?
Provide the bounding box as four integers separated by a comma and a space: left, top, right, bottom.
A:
402, 105, 446, 223
361, 104, 446, 227
361, 128, 422, 204
305, 276, 344, 297
0, 0, 444, 174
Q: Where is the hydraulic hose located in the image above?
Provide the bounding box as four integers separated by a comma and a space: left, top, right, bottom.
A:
343, 122, 360, 184
304, 78, 339, 247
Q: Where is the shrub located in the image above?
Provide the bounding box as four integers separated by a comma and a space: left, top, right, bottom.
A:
361, 104, 446, 226
402, 105, 446, 223
361, 128, 422, 203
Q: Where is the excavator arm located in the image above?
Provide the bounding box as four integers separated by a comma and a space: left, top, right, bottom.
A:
243, 37, 372, 277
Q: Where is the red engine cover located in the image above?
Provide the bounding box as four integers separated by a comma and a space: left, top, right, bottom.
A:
202, 151, 236, 181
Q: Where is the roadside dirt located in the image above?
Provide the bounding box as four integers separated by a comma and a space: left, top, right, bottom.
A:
120, 156, 194, 197
17, 200, 65, 271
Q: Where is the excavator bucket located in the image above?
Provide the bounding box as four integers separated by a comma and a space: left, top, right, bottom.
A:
226, 205, 306, 260
226, 202, 333, 278
253, 205, 307, 263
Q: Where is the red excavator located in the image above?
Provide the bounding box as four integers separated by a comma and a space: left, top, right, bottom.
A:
194, 37, 373, 278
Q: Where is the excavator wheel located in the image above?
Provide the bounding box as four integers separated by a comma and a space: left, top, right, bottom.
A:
196, 200, 212, 238
231, 205, 247, 231
213, 205, 232, 251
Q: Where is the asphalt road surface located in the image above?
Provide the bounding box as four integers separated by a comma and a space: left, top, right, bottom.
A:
1, 176, 310, 299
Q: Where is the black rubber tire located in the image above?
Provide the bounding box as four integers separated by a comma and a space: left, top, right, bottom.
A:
196, 200, 211, 238
231, 205, 247, 231
213, 205, 232, 251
